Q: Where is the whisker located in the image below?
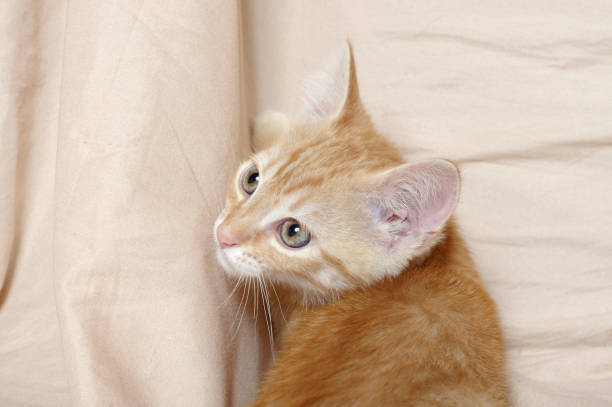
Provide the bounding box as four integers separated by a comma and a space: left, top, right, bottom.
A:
218, 275, 243, 311
230, 276, 248, 334
254, 276, 260, 338
233, 277, 252, 342
254, 278, 258, 321
259, 277, 269, 339
261, 277, 276, 359
269, 281, 287, 324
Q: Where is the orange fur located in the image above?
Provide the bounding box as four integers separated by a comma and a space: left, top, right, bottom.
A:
215, 42, 507, 406
253, 223, 506, 406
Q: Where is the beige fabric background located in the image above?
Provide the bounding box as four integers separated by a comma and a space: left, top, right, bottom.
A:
2, 1, 612, 406
2, 1, 260, 406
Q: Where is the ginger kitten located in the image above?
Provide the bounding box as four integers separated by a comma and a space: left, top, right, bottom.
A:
215, 43, 507, 406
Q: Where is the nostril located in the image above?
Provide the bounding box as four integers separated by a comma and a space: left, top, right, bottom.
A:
216, 225, 239, 248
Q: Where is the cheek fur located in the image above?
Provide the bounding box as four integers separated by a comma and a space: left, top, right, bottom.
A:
219, 247, 265, 278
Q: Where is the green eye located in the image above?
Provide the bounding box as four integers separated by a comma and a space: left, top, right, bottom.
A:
279, 219, 311, 248
241, 164, 259, 195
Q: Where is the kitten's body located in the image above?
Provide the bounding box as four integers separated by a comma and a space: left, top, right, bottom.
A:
256, 224, 505, 406
215, 43, 506, 406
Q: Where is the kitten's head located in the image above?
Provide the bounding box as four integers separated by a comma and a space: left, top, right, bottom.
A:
215, 43, 459, 296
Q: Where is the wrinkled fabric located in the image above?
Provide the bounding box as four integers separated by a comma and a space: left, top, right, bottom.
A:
2, 0, 612, 406
1, 2, 71, 405
2, 1, 261, 406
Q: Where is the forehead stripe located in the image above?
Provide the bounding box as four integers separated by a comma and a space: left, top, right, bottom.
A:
271, 148, 304, 180
282, 175, 327, 195
270, 136, 330, 181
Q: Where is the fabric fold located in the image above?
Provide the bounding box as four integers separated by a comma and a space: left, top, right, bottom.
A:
53, 1, 260, 405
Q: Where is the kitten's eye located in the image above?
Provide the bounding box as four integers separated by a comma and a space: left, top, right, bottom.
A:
241, 164, 259, 195
279, 219, 311, 248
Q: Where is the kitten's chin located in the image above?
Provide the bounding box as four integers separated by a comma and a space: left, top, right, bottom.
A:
215, 248, 238, 277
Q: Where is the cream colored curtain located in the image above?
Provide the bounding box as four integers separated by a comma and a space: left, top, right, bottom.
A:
3, 1, 612, 406
2, 1, 260, 406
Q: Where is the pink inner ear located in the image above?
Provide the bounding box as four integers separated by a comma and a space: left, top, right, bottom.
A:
375, 161, 459, 247
418, 161, 459, 232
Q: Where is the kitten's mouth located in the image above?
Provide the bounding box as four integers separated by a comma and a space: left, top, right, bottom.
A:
216, 246, 264, 280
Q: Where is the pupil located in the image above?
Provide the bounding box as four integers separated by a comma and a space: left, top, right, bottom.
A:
248, 172, 259, 184
288, 224, 299, 237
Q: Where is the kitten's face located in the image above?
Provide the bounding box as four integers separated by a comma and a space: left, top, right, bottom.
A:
215, 121, 401, 292
214, 43, 459, 296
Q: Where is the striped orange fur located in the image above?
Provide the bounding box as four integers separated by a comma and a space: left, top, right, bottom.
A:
215, 42, 507, 406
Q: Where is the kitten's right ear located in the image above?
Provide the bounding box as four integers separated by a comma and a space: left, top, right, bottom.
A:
251, 110, 290, 152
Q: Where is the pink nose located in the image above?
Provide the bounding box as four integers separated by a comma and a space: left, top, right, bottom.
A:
216, 224, 239, 248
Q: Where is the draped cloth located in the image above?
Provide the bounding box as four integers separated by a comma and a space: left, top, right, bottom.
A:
2, 1, 612, 406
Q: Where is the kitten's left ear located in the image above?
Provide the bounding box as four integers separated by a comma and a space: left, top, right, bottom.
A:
300, 41, 364, 123
368, 160, 460, 251
251, 110, 290, 152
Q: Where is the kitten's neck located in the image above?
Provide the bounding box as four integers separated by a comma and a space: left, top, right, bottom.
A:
266, 282, 310, 345
268, 219, 473, 346
414, 219, 476, 273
